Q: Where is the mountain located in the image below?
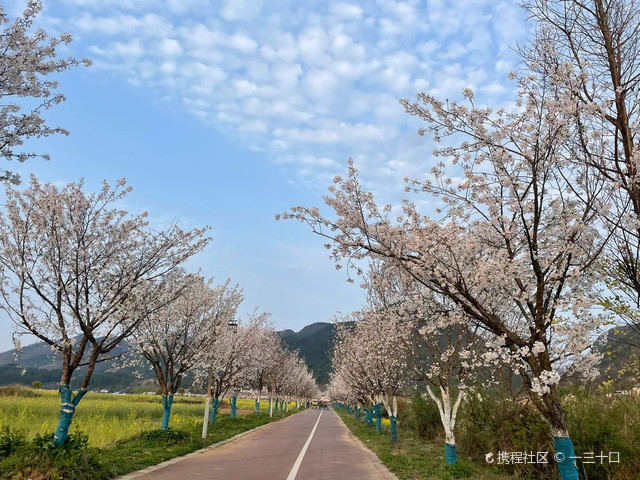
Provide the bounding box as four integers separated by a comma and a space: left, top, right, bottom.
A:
0, 339, 150, 391
0, 322, 339, 390
279, 322, 337, 386
595, 324, 640, 387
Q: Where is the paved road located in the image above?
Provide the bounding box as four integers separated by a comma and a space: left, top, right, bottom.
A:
126, 408, 397, 480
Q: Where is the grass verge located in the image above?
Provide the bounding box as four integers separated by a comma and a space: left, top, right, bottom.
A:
0, 408, 301, 479
334, 409, 511, 480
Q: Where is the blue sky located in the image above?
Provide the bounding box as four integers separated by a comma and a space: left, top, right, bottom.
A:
0, 0, 530, 351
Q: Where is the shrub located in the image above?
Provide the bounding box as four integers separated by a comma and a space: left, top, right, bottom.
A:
0, 431, 110, 480
401, 393, 441, 441
0, 426, 26, 459
32, 381, 42, 389
458, 389, 553, 480
0, 384, 40, 397
564, 391, 640, 480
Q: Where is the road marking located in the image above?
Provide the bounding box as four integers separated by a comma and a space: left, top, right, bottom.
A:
286, 410, 324, 480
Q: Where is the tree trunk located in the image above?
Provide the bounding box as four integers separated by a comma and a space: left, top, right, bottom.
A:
161, 395, 174, 429
554, 435, 579, 480
541, 386, 579, 480
202, 369, 213, 438
374, 403, 382, 433
425, 386, 463, 465
255, 398, 260, 415
210, 398, 220, 423
389, 416, 397, 443
231, 396, 237, 418
202, 396, 211, 438
52, 385, 87, 446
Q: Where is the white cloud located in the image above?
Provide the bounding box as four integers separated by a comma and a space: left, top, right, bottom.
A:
221, 0, 266, 21
328, 3, 364, 21
157, 38, 182, 57
47, 0, 529, 191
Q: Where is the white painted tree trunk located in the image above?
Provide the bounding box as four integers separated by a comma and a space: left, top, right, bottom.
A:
380, 394, 398, 417
425, 386, 464, 445
202, 397, 211, 439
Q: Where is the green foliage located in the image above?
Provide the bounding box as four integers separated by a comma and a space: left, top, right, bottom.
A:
400, 393, 441, 441
458, 390, 553, 480
0, 384, 39, 397
0, 431, 110, 480
32, 381, 42, 389
445, 462, 473, 478
564, 391, 640, 480
139, 428, 190, 444
0, 426, 27, 458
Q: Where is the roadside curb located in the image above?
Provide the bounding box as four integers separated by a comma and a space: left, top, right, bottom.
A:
115, 411, 304, 479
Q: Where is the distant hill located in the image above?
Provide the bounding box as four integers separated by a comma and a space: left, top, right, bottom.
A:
279, 322, 337, 386
0, 339, 150, 391
0, 322, 340, 390
596, 324, 640, 388
2, 322, 636, 392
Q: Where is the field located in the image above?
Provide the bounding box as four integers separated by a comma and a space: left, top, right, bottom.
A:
0, 387, 294, 447
0, 386, 301, 479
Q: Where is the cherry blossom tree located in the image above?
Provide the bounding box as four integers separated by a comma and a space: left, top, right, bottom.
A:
265, 348, 312, 416
131, 271, 242, 430
331, 312, 409, 442
365, 260, 486, 464
283, 59, 610, 478
0, 1, 90, 183
199, 308, 268, 430
522, 0, 640, 350
246, 319, 281, 415
0, 177, 210, 445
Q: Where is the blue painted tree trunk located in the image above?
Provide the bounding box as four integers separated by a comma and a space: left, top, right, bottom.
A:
280, 400, 284, 411
231, 397, 237, 418
274, 398, 279, 412
366, 408, 373, 426
375, 403, 382, 433
53, 385, 87, 446
390, 416, 397, 442
210, 399, 220, 423
161, 395, 174, 429
445, 443, 457, 465
255, 399, 260, 414
554, 437, 579, 480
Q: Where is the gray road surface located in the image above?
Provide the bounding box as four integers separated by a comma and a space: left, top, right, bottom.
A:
126, 408, 397, 480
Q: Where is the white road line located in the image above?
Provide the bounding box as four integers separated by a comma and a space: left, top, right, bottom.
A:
286, 410, 324, 480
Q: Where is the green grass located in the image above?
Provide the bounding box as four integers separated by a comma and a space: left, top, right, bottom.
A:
335, 409, 511, 480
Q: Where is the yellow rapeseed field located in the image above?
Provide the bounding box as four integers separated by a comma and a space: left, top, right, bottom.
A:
0, 390, 281, 447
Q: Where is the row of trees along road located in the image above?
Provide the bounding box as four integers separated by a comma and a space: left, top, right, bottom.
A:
0, 2, 319, 446
282, 1, 640, 479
